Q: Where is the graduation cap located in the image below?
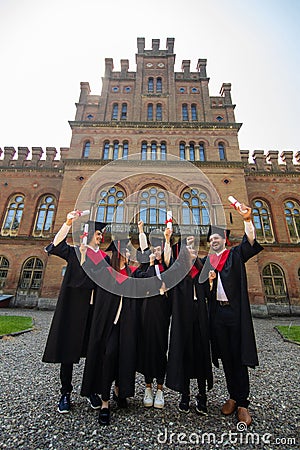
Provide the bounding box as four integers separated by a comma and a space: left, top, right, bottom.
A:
105, 238, 130, 255
207, 225, 230, 244
149, 230, 164, 249
87, 221, 107, 232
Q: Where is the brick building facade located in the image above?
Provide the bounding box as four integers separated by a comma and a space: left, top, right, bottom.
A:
0, 38, 299, 315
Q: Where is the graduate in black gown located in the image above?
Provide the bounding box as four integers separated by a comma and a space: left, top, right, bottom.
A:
81, 238, 143, 426
136, 222, 172, 409
162, 236, 213, 415
42, 211, 109, 414
203, 203, 263, 426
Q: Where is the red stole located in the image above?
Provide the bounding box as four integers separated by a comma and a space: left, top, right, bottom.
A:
86, 248, 107, 265
209, 249, 230, 272
189, 265, 200, 279
107, 265, 138, 284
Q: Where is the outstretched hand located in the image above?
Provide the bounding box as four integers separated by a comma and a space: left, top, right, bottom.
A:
237, 204, 252, 221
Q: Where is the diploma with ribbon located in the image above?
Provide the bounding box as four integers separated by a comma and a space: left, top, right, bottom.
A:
166, 210, 173, 230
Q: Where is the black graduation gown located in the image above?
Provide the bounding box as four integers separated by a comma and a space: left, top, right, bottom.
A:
165, 263, 213, 394
136, 262, 171, 382
80, 265, 140, 399
206, 235, 264, 369
42, 240, 109, 364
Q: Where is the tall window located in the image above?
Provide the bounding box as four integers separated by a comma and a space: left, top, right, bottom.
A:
189, 142, 195, 161
284, 200, 300, 242
103, 141, 109, 160
113, 141, 119, 160
151, 142, 157, 160
112, 103, 118, 120
96, 187, 125, 224
148, 78, 154, 93
19, 258, 44, 291
181, 189, 210, 225
82, 141, 90, 158
141, 142, 147, 160
121, 103, 127, 120
199, 142, 205, 161
122, 141, 128, 159
33, 195, 56, 237
2, 194, 24, 236
182, 104, 189, 121
160, 142, 166, 161
262, 263, 288, 303
156, 104, 162, 121
252, 199, 274, 242
147, 104, 153, 120
218, 142, 226, 160
0, 256, 9, 288
156, 77, 162, 93
191, 104, 197, 121
179, 142, 186, 160
139, 187, 167, 225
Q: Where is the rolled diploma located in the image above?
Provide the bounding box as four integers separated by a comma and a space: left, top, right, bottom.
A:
166, 210, 173, 230
82, 223, 89, 245
79, 209, 90, 217
228, 196, 247, 213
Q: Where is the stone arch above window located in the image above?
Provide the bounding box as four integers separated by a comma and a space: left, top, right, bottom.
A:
1, 194, 25, 236
284, 199, 300, 242
252, 199, 275, 243
33, 194, 56, 237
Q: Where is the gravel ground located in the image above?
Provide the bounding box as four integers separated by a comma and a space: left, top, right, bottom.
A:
0, 308, 299, 450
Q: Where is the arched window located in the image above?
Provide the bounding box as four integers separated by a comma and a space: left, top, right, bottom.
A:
151, 142, 157, 161
103, 141, 109, 160
181, 189, 210, 225
121, 103, 127, 120
262, 263, 288, 303
0, 256, 9, 288
122, 141, 128, 159
218, 142, 226, 161
147, 104, 153, 121
113, 141, 119, 160
160, 142, 167, 161
82, 141, 90, 158
96, 186, 125, 224
19, 257, 44, 291
156, 104, 162, 121
199, 142, 205, 162
148, 78, 154, 93
156, 77, 162, 93
141, 141, 147, 160
2, 194, 24, 236
139, 187, 167, 226
179, 142, 186, 160
189, 142, 195, 161
33, 195, 56, 237
284, 199, 300, 242
182, 104, 189, 121
252, 199, 274, 243
112, 103, 118, 120
191, 104, 197, 121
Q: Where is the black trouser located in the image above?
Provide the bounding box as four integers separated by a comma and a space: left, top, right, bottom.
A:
214, 303, 250, 408
60, 363, 73, 395
145, 376, 164, 385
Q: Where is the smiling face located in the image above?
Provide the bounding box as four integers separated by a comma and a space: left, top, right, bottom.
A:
209, 233, 226, 253
153, 245, 162, 261
89, 230, 102, 247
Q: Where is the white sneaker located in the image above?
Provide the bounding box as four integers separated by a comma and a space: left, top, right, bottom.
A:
154, 389, 164, 409
143, 387, 154, 407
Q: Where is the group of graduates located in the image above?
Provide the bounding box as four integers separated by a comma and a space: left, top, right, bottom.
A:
42, 202, 263, 427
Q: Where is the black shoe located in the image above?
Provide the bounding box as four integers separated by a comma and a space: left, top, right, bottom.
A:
113, 391, 128, 408
88, 393, 102, 410
58, 393, 71, 414
196, 394, 208, 416
98, 407, 110, 426
178, 395, 190, 413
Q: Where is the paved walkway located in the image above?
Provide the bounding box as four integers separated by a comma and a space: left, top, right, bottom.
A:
0, 309, 299, 450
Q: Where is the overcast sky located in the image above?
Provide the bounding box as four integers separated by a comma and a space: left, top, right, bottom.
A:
0, 0, 299, 158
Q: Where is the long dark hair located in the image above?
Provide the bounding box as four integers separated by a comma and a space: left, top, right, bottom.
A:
110, 251, 131, 276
